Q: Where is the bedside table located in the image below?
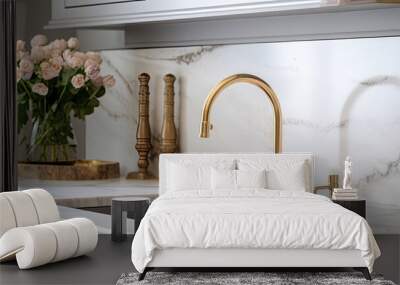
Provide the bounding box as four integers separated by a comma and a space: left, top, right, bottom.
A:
111, 197, 151, 242
332, 199, 366, 218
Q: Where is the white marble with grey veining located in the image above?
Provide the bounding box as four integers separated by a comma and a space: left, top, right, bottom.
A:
86, 37, 400, 234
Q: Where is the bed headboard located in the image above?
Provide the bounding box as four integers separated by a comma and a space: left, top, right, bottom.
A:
159, 153, 314, 195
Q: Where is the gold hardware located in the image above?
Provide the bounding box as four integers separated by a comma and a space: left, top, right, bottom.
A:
199, 73, 282, 153
314, 174, 339, 198
329, 174, 339, 190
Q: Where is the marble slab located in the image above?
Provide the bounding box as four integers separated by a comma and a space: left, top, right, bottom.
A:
84, 37, 400, 234
18, 178, 158, 208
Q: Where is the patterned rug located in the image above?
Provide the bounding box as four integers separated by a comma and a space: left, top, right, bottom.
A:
116, 271, 396, 285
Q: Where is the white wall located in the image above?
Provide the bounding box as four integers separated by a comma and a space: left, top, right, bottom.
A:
87, 37, 400, 234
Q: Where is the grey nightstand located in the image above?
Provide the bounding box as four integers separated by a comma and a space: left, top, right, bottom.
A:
333, 199, 366, 218
111, 197, 151, 242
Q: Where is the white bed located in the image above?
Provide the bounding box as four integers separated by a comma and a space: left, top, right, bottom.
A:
131, 153, 380, 280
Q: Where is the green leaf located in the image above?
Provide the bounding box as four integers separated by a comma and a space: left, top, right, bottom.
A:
69, 86, 80, 95
95, 87, 106, 98
61, 68, 76, 86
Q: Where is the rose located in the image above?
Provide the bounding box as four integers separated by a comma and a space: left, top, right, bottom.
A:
19, 58, 34, 73
65, 51, 86, 68
49, 48, 63, 58
84, 58, 98, 69
16, 51, 29, 62
30, 34, 48, 47
91, 76, 103, 87
16, 67, 22, 82
85, 51, 102, 65
50, 39, 67, 51
40, 62, 53, 80
66, 55, 84, 68
85, 63, 100, 80
73, 51, 87, 62
42, 45, 53, 59
16, 40, 26, 52
63, 49, 72, 61
31, 46, 47, 63
49, 56, 63, 76
19, 58, 34, 80
67, 37, 80, 50
71, 74, 85, 89
102, 75, 115, 87
16, 40, 28, 61
40, 61, 61, 80
32, 83, 48, 96
50, 56, 64, 67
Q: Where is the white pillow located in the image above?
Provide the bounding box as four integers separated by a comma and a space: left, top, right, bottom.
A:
238, 159, 308, 191
167, 162, 209, 191
267, 163, 306, 191
211, 168, 236, 190
167, 160, 235, 192
236, 169, 267, 189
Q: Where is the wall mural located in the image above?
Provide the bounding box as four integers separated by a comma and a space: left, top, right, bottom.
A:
86, 37, 400, 234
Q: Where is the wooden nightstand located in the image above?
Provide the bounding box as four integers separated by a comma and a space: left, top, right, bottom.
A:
332, 199, 366, 218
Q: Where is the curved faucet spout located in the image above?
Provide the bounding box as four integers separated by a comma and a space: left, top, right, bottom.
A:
199, 73, 282, 153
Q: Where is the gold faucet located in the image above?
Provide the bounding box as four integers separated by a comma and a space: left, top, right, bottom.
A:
199, 74, 283, 153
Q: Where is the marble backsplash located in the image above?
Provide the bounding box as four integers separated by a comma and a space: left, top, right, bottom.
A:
86, 37, 400, 234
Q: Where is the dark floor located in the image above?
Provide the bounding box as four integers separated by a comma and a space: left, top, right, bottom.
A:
0, 235, 134, 285
1, 235, 399, 285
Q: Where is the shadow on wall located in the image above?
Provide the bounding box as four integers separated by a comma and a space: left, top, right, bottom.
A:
339, 75, 400, 163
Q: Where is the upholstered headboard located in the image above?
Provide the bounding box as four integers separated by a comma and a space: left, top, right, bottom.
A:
159, 153, 314, 195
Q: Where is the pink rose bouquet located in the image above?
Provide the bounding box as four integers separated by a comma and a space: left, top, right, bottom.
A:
17, 34, 115, 161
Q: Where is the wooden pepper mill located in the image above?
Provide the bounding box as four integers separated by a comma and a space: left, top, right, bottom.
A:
160, 74, 177, 153
127, 73, 154, 179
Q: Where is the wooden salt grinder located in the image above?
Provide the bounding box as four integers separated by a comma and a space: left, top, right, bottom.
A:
160, 74, 177, 153
127, 73, 154, 179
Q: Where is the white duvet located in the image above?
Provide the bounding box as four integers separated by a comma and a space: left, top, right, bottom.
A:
131, 190, 380, 273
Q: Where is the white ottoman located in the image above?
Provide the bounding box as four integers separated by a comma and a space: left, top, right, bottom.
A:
0, 189, 98, 269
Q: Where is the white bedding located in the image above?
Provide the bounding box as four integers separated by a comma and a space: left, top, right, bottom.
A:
131, 190, 380, 273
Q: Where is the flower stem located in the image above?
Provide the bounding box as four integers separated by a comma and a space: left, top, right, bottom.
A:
51, 145, 56, 162
62, 145, 69, 161
21, 80, 32, 99
52, 84, 68, 113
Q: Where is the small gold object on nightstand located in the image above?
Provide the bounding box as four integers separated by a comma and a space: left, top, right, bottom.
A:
160, 74, 177, 154
127, 73, 155, 180
314, 174, 339, 198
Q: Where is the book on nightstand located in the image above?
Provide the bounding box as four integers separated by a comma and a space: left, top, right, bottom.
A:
332, 188, 359, 200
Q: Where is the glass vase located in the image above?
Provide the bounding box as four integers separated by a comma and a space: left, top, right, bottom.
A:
28, 117, 77, 163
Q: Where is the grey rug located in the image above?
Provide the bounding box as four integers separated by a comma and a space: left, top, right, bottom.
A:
116, 272, 396, 285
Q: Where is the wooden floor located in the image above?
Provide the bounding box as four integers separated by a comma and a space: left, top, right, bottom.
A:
1, 234, 398, 285
0, 235, 134, 285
